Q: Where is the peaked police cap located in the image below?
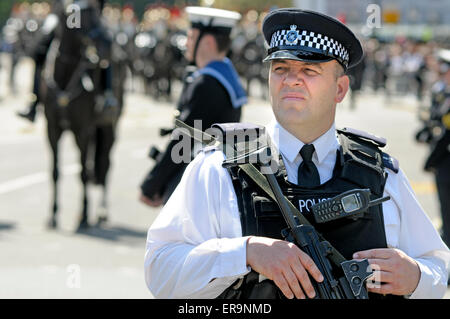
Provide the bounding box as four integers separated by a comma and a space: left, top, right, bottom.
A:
262, 8, 363, 70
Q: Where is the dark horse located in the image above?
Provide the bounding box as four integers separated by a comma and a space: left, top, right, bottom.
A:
40, 4, 124, 230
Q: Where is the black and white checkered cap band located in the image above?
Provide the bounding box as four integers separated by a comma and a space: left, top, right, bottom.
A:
269, 26, 349, 66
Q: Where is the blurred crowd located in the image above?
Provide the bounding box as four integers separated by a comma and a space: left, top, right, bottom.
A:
0, 1, 449, 105
356, 37, 449, 103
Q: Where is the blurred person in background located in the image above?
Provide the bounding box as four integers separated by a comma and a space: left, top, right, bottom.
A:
416, 49, 450, 249
139, 7, 247, 207
16, 0, 59, 122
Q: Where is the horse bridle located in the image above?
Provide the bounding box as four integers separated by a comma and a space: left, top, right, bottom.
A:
46, 8, 106, 108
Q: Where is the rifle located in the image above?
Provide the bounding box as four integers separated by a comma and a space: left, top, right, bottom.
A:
262, 158, 376, 299
175, 120, 378, 299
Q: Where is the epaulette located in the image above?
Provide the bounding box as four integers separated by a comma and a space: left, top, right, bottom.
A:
337, 127, 386, 148
337, 127, 399, 174
337, 127, 384, 178
381, 152, 399, 173
211, 122, 266, 140
212, 122, 266, 154
211, 122, 269, 168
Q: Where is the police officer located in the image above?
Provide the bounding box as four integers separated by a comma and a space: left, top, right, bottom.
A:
16, 0, 112, 123
144, 9, 449, 299
16, 0, 63, 122
139, 7, 247, 207
421, 49, 450, 247
347, 51, 366, 110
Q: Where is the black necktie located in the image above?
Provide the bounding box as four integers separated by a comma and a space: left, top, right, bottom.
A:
297, 144, 320, 187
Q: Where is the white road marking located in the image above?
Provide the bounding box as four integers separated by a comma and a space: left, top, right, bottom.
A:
0, 164, 80, 195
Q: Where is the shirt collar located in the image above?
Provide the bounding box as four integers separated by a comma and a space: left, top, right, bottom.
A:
267, 120, 339, 164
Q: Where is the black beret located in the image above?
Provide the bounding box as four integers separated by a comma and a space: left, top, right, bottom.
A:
262, 8, 363, 70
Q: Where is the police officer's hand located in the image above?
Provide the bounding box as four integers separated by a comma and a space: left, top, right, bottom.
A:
139, 193, 163, 207
246, 236, 324, 299
353, 248, 421, 296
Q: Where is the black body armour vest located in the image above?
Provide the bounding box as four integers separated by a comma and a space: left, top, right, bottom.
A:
216, 126, 401, 299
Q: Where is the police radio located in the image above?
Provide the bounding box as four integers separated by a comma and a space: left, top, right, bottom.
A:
311, 189, 390, 223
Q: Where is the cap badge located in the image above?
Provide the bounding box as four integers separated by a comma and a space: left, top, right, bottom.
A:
286, 25, 299, 45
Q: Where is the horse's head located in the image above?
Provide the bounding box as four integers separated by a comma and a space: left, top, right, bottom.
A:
59, 0, 110, 63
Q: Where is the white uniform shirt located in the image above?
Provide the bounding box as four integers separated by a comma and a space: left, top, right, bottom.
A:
144, 121, 450, 299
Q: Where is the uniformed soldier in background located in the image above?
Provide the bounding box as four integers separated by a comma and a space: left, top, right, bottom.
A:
139, 7, 247, 207
144, 8, 449, 299
416, 49, 450, 248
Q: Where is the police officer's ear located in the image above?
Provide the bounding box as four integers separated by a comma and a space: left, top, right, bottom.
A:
334, 63, 350, 103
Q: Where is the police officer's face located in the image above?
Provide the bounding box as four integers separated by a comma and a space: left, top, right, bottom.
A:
269, 59, 349, 134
